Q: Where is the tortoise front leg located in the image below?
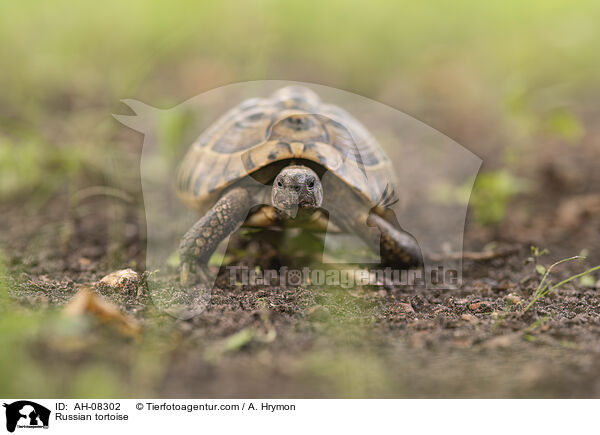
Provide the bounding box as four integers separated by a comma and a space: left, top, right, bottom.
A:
366, 213, 423, 268
329, 210, 423, 268
179, 187, 250, 286
323, 181, 422, 268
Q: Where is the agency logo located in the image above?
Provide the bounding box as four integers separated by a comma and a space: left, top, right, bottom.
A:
115, 81, 481, 318
3, 401, 50, 433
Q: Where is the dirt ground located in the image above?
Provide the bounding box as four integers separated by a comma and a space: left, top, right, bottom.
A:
2, 131, 600, 399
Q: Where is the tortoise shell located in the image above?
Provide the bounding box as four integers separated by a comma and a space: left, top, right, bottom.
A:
176, 86, 397, 213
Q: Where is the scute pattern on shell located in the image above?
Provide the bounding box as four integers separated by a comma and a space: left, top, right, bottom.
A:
176, 86, 396, 212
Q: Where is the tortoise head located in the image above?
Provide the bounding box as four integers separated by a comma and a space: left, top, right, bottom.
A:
271, 165, 323, 217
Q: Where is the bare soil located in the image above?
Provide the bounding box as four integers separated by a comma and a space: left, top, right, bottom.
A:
2, 139, 600, 398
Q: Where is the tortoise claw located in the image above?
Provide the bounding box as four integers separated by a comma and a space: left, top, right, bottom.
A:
180, 262, 191, 287
179, 261, 213, 287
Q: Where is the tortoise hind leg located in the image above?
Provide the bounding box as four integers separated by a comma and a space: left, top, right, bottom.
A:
179, 187, 250, 286
366, 213, 423, 268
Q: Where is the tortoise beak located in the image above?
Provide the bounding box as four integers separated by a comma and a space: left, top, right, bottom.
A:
278, 203, 299, 218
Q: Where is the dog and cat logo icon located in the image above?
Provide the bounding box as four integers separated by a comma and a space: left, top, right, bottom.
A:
2, 401, 50, 432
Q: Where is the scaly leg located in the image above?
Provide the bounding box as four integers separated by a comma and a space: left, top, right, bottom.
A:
179, 187, 250, 286
366, 213, 423, 268
321, 172, 422, 268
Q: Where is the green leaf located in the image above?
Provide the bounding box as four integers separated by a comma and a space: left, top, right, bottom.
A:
208, 252, 232, 266
579, 274, 596, 288
536, 265, 546, 275
544, 108, 584, 144
224, 329, 255, 353
166, 251, 180, 268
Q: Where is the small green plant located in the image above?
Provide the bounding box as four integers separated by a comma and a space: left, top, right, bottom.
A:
470, 170, 530, 226
524, 246, 550, 277
522, 315, 550, 341
429, 170, 529, 226
524, 248, 600, 312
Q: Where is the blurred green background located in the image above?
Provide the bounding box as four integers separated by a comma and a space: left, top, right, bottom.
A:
2, 0, 599, 203
1, 0, 599, 221
1, 0, 600, 398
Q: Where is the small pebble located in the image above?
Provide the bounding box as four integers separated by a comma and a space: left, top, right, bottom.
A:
461, 313, 478, 324
469, 301, 492, 312
98, 269, 140, 295
505, 293, 522, 305
484, 334, 516, 349
399, 302, 415, 314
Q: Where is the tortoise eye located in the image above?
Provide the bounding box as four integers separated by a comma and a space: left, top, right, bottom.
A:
307, 179, 315, 189
277, 180, 283, 188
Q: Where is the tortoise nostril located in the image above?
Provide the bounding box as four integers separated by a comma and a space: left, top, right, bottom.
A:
286, 115, 306, 129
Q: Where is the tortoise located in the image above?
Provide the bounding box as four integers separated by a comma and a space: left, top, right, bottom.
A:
176, 86, 422, 285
